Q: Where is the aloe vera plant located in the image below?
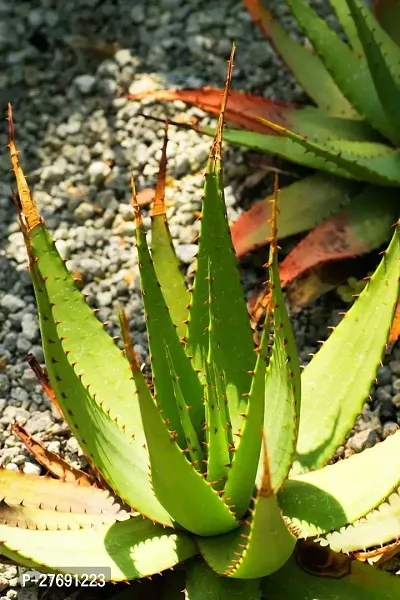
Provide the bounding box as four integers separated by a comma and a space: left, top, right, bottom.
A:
128, 0, 400, 320
2, 51, 400, 599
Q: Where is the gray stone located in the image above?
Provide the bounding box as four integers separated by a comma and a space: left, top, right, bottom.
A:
74, 202, 96, 222
23, 462, 41, 476
348, 429, 380, 453
1, 294, 25, 313
88, 160, 111, 184
382, 421, 399, 439
74, 74, 96, 94
21, 312, 39, 342
0, 405, 29, 425
389, 360, 400, 376
176, 244, 198, 264
25, 411, 53, 434
376, 366, 392, 386
0, 373, 10, 394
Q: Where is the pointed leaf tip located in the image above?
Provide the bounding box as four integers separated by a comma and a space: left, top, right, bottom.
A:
210, 43, 235, 162
8, 104, 41, 231
151, 119, 169, 218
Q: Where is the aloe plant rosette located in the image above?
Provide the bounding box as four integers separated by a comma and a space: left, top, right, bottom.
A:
2, 53, 400, 599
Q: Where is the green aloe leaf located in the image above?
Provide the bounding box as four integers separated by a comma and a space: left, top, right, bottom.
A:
222, 328, 267, 519
374, 0, 400, 45
346, 0, 400, 145
0, 517, 196, 581
324, 487, 400, 553
198, 446, 296, 579
18, 229, 171, 525
279, 430, 400, 537
330, 0, 364, 54
243, 0, 356, 116
7, 110, 172, 525
187, 50, 255, 444
294, 221, 400, 473
151, 123, 190, 339
135, 342, 238, 536
264, 207, 301, 493
185, 559, 262, 599
200, 124, 400, 185
134, 182, 204, 447
231, 174, 361, 258
255, 118, 400, 185
262, 549, 400, 599
286, 0, 393, 140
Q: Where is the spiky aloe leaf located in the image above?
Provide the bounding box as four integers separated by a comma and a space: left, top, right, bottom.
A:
185, 559, 262, 599
222, 325, 267, 519
286, 0, 393, 141
201, 124, 400, 185
263, 184, 301, 492
8, 106, 172, 526
0, 468, 121, 515
279, 430, 400, 537
151, 122, 190, 338
198, 444, 296, 579
324, 487, 400, 554
11, 422, 95, 486
330, 0, 364, 54
231, 174, 361, 258
243, 0, 357, 117
262, 545, 400, 600
131, 342, 238, 536
374, 0, 400, 45
347, 0, 400, 145
277, 185, 398, 285
0, 517, 196, 581
133, 179, 204, 448
186, 47, 256, 444
294, 221, 400, 473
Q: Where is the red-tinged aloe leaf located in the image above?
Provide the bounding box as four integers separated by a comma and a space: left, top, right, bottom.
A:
129, 87, 296, 135
0, 469, 122, 515
11, 422, 96, 487
389, 300, 400, 342
374, 0, 400, 44
347, 0, 400, 146
262, 541, 400, 599
133, 88, 375, 141
242, 0, 357, 117
151, 121, 190, 339
249, 186, 397, 323
278, 186, 398, 287
26, 353, 62, 416
231, 174, 361, 258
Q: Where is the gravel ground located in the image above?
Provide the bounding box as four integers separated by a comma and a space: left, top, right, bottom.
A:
0, 0, 399, 595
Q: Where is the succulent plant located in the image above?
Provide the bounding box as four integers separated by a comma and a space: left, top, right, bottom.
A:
2, 51, 400, 599
128, 0, 400, 321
